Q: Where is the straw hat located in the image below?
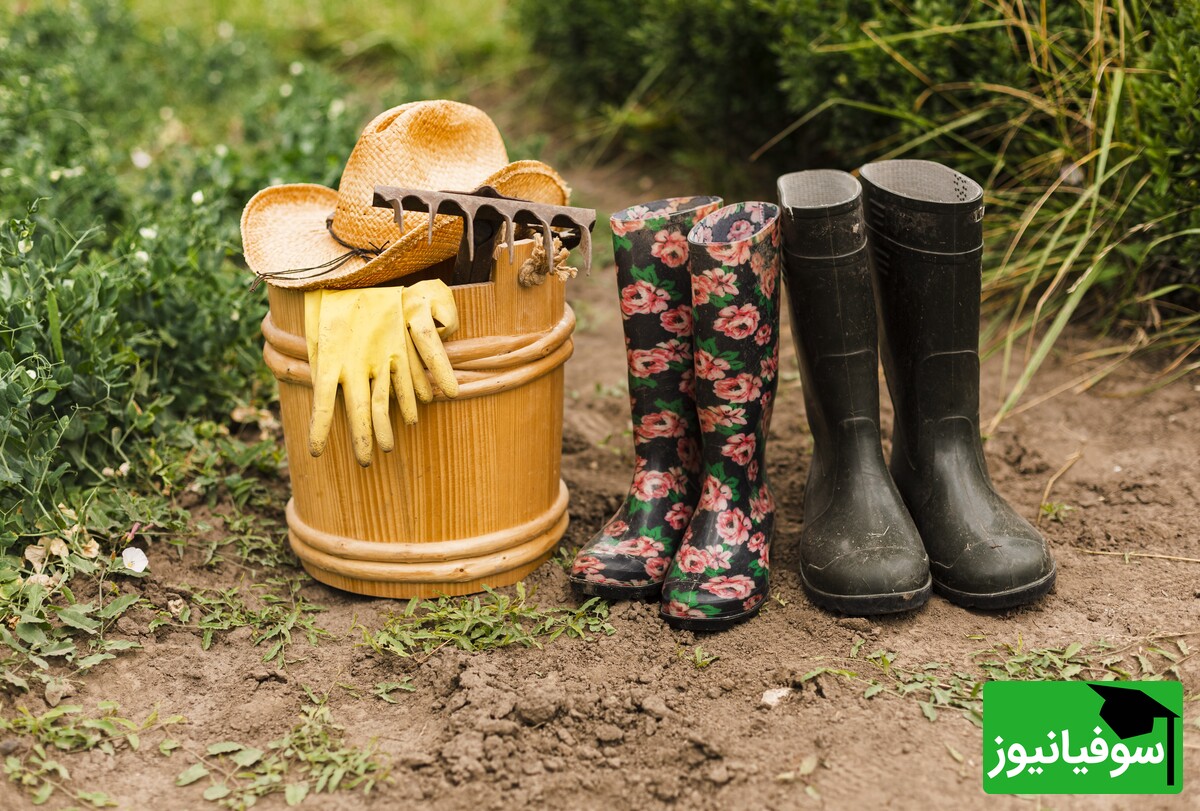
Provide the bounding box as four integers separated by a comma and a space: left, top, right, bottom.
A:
241, 100, 570, 289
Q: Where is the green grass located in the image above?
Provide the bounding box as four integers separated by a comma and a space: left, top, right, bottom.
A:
2, 701, 185, 806
802, 632, 1197, 727
359, 583, 614, 660
149, 577, 330, 666
174, 689, 386, 808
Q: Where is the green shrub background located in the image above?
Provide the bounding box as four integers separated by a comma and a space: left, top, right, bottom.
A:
514, 0, 1198, 413
1, 2, 362, 559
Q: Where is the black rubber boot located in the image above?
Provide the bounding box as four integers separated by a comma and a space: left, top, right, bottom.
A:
859, 159, 1056, 609
777, 170, 931, 615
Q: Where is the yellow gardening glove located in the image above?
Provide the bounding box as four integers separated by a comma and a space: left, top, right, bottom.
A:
304, 282, 459, 467
403, 279, 460, 401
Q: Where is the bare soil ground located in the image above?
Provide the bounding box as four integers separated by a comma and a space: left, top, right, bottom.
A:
2, 170, 1197, 811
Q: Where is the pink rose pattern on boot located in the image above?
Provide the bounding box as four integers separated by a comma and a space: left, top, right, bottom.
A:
661, 202, 781, 627
569, 196, 723, 598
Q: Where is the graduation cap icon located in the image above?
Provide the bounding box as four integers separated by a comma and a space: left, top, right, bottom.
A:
1090, 683, 1180, 786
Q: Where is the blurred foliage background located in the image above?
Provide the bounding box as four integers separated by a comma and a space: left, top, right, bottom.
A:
0, 0, 1196, 690
515, 0, 1199, 422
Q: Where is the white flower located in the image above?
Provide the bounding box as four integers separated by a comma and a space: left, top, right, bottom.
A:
139, 226, 158, 240
328, 98, 345, 119
131, 149, 152, 169
47, 537, 69, 558
25, 368, 36, 379
279, 82, 293, 98
26, 573, 57, 589
215, 144, 228, 158
134, 250, 150, 264
18, 238, 32, 254
191, 190, 205, 205
80, 538, 100, 559
217, 21, 234, 40
121, 547, 149, 573
289, 61, 304, 76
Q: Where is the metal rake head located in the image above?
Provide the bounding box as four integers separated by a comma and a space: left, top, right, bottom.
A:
373, 185, 596, 285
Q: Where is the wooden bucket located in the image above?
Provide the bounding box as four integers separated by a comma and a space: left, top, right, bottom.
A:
260, 240, 572, 598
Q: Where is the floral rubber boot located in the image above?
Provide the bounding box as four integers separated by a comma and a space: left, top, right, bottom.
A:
570, 196, 724, 600
660, 202, 781, 631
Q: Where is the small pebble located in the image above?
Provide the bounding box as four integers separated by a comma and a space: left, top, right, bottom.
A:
761, 687, 793, 707
595, 724, 624, 744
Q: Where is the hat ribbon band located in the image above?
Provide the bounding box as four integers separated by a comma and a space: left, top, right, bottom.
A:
249, 215, 389, 291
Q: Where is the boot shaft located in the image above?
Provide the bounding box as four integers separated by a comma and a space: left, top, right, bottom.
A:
778, 170, 882, 429
610, 196, 722, 451
860, 161, 987, 457
778, 170, 915, 545
688, 201, 782, 465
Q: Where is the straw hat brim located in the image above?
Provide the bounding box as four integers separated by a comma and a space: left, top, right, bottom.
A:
241, 160, 570, 290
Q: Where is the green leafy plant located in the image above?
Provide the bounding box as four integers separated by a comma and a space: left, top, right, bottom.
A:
683, 645, 720, 669
2, 701, 184, 806
1039, 501, 1075, 523
373, 680, 416, 703
0, 0, 357, 695
151, 578, 329, 666
175, 691, 385, 808
826, 632, 1197, 726
0, 541, 147, 695
359, 583, 614, 659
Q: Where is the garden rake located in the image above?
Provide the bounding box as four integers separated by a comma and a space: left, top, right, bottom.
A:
373, 185, 596, 285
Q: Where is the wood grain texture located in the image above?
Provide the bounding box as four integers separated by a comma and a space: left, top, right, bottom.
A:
262, 240, 572, 598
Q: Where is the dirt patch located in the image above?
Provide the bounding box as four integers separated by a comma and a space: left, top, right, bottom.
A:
2, 173, 1197, 810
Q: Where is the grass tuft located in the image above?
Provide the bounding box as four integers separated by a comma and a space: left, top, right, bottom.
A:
359, 583, 614, 660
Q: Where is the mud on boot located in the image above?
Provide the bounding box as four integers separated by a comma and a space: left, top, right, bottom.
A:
660, 202, 782, 631
570, 196, 723, 600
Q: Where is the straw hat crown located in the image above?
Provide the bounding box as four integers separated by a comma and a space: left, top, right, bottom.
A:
241, 100, 570, 289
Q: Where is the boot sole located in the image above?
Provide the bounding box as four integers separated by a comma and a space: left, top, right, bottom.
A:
801, 572, 932, 616
659, 602, 762, 632
569, 577, 662, 601
933, 564, 1056, 610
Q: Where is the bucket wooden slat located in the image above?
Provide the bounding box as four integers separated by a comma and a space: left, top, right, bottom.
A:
263, 240, 571, 597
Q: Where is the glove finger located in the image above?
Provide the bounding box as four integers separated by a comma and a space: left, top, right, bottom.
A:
308, 362, 341, 457
406, 326, 435, 403
390, 342, 419, 425
304, 290, 322, 370
371, 371, 394, 453
408, 309, 459, 398
343, 373, 374, 467
430, 295, 459, 337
